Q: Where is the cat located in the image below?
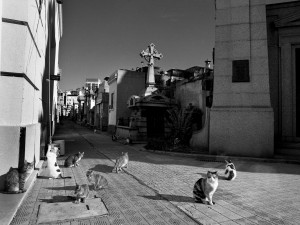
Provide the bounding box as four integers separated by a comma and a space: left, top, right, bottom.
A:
74, 183, 89, 204
193, 171, 218, 205
64, 152, 84, 168
112, 152, 129, 173
43, 146, 71, 179
86, 170, 108, 190
224, 160, 237, 181
112, 134, 117, 141
4, 160, 34, 194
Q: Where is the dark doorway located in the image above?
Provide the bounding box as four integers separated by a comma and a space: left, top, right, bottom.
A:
146, 108, 165, 138
296, 48, 300, 137
18, 127, 26, 170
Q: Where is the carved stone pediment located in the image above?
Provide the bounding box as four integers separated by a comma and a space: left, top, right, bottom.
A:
274, 11, 300, 27
140, 94, 170, 104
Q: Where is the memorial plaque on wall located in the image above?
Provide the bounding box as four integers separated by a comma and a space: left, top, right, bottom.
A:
232, 60, 250, 82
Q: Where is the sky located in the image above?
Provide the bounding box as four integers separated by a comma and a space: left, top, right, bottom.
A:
58, 0, 215, 91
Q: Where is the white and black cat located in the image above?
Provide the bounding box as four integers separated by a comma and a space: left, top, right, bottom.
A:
4, 160, 34, 194
86, 170, 108, 190
193, 171, 218, 205
44, 146, 71, 179
64, 152, 84, 168
224, 160, 237, 181
112, 152, 129, 173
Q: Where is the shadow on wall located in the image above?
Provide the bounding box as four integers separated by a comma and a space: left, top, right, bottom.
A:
0, 174, 5, 191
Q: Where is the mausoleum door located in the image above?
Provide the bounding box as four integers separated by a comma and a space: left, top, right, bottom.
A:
146, 108, 165, 138
280, 37, 300, 142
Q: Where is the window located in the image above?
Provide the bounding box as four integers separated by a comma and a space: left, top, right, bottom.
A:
232, 60, 250, 82
110, 93, 114, 109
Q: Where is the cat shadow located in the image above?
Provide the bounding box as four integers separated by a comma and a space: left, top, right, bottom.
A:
39, 195, 74, 203
140, 194, 194, 203
37, 176, 54, 180
45, 185, 95, 191
45, 185, 76, 191
89, 164, 114, 173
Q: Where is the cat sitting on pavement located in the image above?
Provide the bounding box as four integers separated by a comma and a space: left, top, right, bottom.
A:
74, 183, 89, 204
224, 160, 237, 181
4, 160, 34, 194
86, 170, 108, 190
193, 171, 218, 205
43, 145, 71, 179
64, 152, 84, 168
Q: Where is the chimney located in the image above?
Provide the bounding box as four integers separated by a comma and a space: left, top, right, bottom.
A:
205, 59, 211, 69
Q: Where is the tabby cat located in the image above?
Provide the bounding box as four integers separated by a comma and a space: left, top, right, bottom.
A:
4, 160, 34, 194
86, 170, 108, 190
64, 152, 84, 168
193, 171, 218, 205
74, 183, 89, 204
112, 152, 129, 173
224, 160, 237, 181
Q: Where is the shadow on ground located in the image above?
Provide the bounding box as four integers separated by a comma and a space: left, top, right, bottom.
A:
141, 194, 195, 203
89, 165, 114, 173
39, 195, 75, 203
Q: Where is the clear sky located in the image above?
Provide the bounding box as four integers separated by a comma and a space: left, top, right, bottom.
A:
58, 0, 215, 91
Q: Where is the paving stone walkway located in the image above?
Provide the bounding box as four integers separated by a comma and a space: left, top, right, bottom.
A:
10, 120, 300, 225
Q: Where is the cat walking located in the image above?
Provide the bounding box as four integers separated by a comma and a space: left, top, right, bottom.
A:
224, 160, 237, 181
4, 160, 34, 194
86, 170, 108, 190
64, 152, 84, 168
193, 171, 218, 205
112, 152, 129, 173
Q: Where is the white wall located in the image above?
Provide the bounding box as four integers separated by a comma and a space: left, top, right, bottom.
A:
0, 0, 62, 190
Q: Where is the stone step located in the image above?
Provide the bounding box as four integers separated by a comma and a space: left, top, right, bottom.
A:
275, 144, 300, 156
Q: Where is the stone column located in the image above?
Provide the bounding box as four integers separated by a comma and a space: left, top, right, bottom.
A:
210, 1, 274, 157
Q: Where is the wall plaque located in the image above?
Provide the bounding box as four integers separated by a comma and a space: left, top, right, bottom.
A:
232, 60, 250, 82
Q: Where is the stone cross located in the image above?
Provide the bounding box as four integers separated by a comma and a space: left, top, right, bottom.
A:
140, 43, 163, 96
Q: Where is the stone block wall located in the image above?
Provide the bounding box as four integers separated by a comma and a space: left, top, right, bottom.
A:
210, 0, 275, 157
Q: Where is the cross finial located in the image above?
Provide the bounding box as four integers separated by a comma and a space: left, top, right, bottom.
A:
140, 43, 163, 97
140, 43, 163, 66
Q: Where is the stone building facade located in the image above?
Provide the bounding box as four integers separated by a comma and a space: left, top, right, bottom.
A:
212, 0, 300, 157
108, 69, 146, 133
0, 0, 62, 190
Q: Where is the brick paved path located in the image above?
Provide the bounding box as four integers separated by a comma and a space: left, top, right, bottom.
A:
10, 121, 300, 225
